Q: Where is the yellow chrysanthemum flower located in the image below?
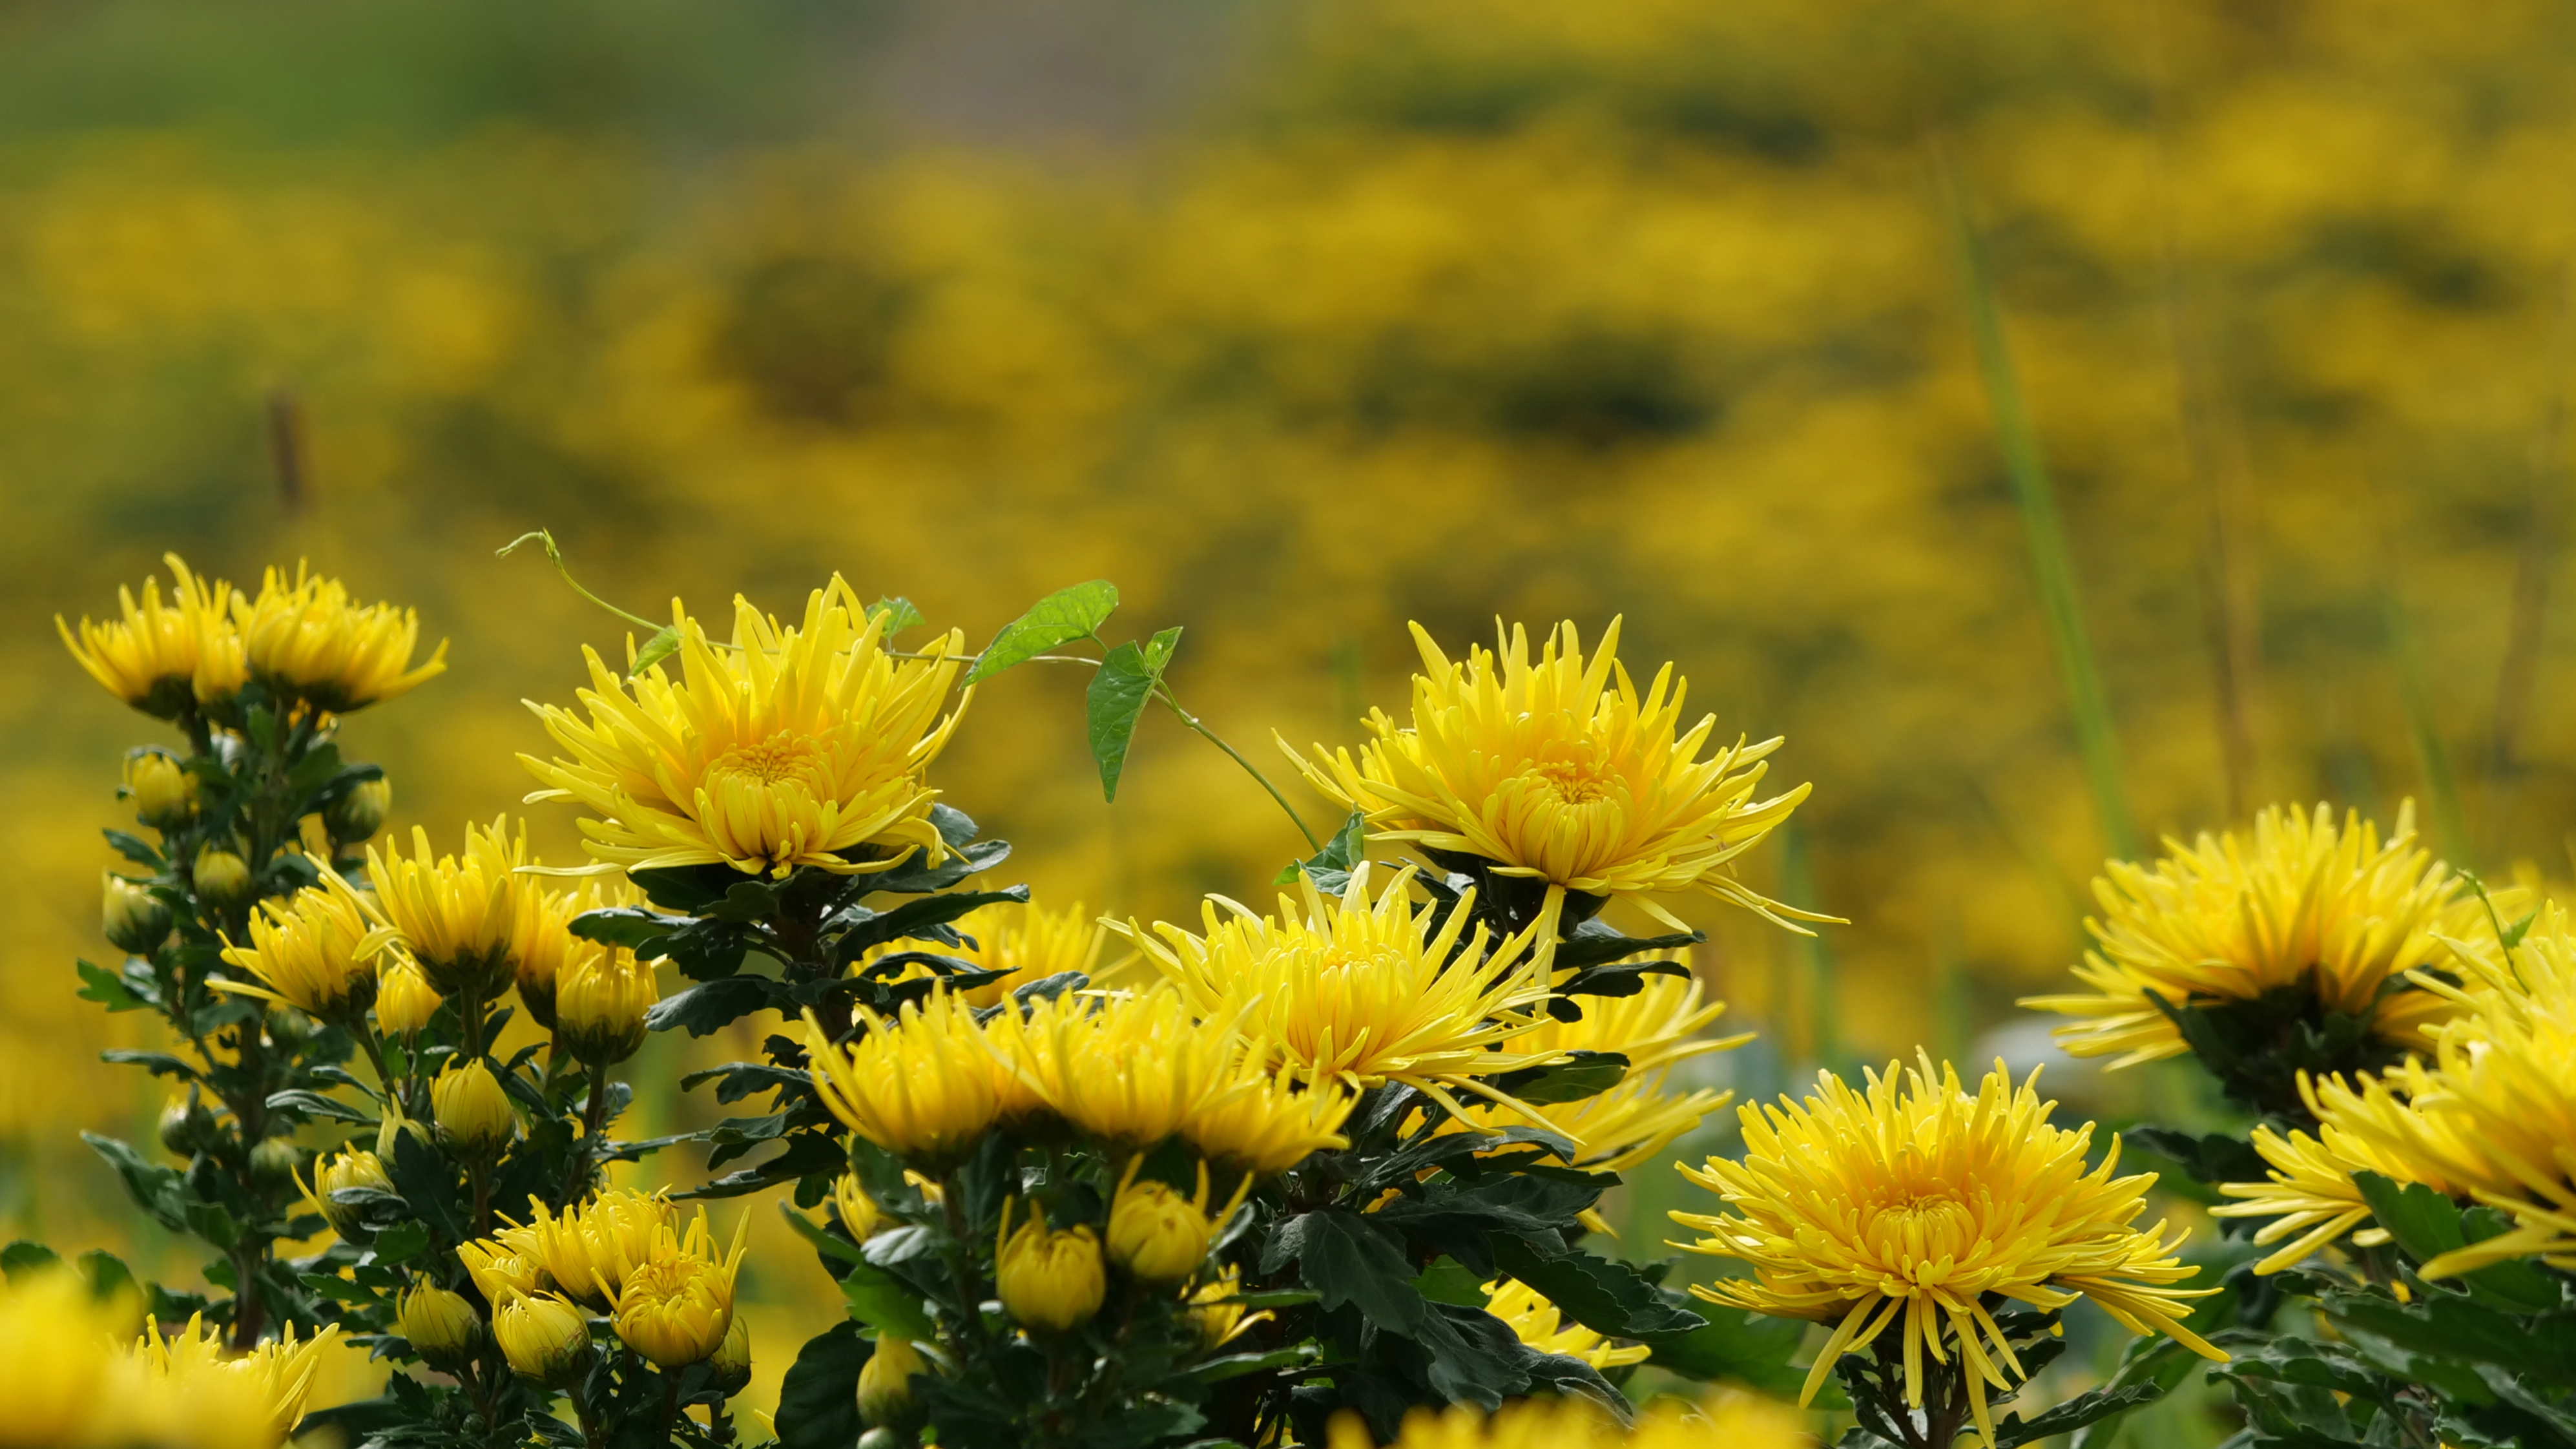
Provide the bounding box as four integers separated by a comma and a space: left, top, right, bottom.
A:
1293, 618, 1821, 939
555, 939, 660, 1065
805, 993, 1019, 1170
1480, 1278, 1647, 1370
374, 956, 442, 1036
457, 1239, 543, 1304
132, 1314, 341, 1449
231, 562, 448, 713
523, 575, 968, 878
1187, 1267, 1271, 1351
1125, 864, 1560, 1126
2020, 802, 2502, 1068
512, 876, 639, 1027
493, 1188, 675, 1307
366, 817, 532, 999
492, 1291, 592, 1386
1324, 1390, 1807, 1449
1425, 967, 1745, 1178
1672, 1056, 2223, 1446
996, 1200, 1106, 1335
216, 870, 382, 1019
987, 986, 1251, 1149
2212, 1071, 2467, 1273
858, 897, 1110, 1008
0, 1267, 130, 1449
57, 554, 236, 718
607, 1209, 749, 1368
300, 1147, 393, 1240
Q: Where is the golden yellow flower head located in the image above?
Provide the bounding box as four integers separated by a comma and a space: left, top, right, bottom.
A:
1672, 1055, 2224, 1446
1428, 966, 1742, 1176
495, 1188, 673, 1308
510, 875, 638, 1027
1480, 1278, 1647, 1370
607, 1210, 749, 1368
1294, 618, 1820, 937
300, 1147, 393, 1239
833, 1174, 889, 1242
1187, 1268, 1271, 1351
709, 1315, 753, 1396
131, 1313, 342, 1449
374, 956, 442, 1036
432, 1058, 517, 1157
232, 561, 448, 713
457, 1239, 542, 1304
397, 1284, 483, 1369
554, 940, 659, 1065
324, 777, 392, 847
857, 1335, 930, 1429
860, 898, 1109, 1008
2211, 1074, 2464, 1275
493, 1292, 592, 1385
1179, 1056, 1360, 1175
1107, 1158, 1231, 1284
57, 554, 235, 718
523, 576, 968, 878
124, 749, 198, 829
0, 1267, 132, 1449
1324, 1390, 1808, 1449
2020, 802, 2498, 1068
192, 846, 253, 906
103, 872, 172, 957
997, 1201, 1106, 1335
804, 993, 1014, 1170
368, 818, 530, 998
217, 871, 381, 1019
1128, 864, 1559, 1125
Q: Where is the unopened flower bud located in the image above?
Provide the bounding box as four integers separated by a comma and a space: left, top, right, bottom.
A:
304, 1147, 393, 1238
158, 1091, 214, 1157
996, 1205, 1105, 1335
1106, 1170, 1215, 1286
192, 847, 253, 906
123, 751, 197, 830
265, 1003, 320, 1049
324, 778, 391, 846
375, 957, 441, 1036
398, 1284, 484, 1370
857, 1335, 928, 1430
709, 1315, 753, 1396
553, 943, 656, 1066
433, 1059, 517, 1158
494, 1291, 592, 1386
249, 1137, 302, 1189
833, 1174, 888, 1243
103, 874, 171, 955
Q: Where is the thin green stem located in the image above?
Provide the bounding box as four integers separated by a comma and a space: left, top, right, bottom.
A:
1152, 685, 1320, 851
498, 531, 667, 636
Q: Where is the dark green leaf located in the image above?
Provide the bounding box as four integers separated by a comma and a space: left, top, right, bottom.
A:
1553, 961, 1692, 1000
265, 1089, 371, 1124
568, 906, 687, 952
775, 1322, 869, 1449
0, 1242, 61, 1282
1991, 1384, 2169, 1449
299, 1271, 375, 1306
75, 959, 156, 1012
1262, 1210, 1427, 1336
388, 1127, 464, 1240
1642, 1308, 1811, 1399
1190, 1344, 1321, 1384
839, 1260, 938, 1340
864, 837, 1013, 895
1278, 811, 1369, 884
183, 1200, 240, 1249
647, 976, 779, 1037
82, 1132, 187, 1233
370, 1222, 433, 1264
632, 625, 684, 674
1551, 919, 1703, 972
778, 1198, 869, 1270
1413, 1258, 1489, 1309
966, 580, 1119, 684
1487, 1238, 1703, 1337
1086, 628, 1181, 802
75, 1250, 133, 1302
102, 829, 163, 867
1483, 1051, 1628, 1105
101, 1049, 197, 1080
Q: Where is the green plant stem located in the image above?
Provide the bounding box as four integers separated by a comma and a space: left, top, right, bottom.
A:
1934, 138, 2141, 862
1151, 684, 1320, 850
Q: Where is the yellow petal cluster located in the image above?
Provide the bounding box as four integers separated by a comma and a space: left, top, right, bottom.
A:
606, 1210, 749, 1368
431, 1058, 517, 1156
1672, 1056, 2223, 1447
374, 957, 442, 1035
554, 939, 660, 1065
2020, 802, 2501, 1067
129, 1314, 342, 1449
1293, 618, 1818, 935
233, 562, 448, 713
217, 870, 381, 1018
804, 992, 1021, 1170
123, 750, 198, 829
300, 1147, 393, 1239
492, 1293, 591, 1385
366, 817, 531, 997
1324, 1389, 1807, 1449
512, 875, 639, 1026
492, 1187, 676, 1307
1127, 864, 1557, 1125
996, 1200, 1106, 1334
523, 575, 968, 878
858, 897, 1110, 1008
56, 555, 236, 718
1479, 1278, 1646, 1370
2212, 1075, 2465, 1274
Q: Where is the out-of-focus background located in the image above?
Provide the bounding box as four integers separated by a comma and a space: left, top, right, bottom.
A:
9, 0, 2576, 1431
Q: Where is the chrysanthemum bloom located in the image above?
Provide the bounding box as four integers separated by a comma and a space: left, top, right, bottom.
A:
192, 846, 254, 906
512, 876, 638, 1028
1480, 1278, 1647, 1370
492, 1292, 592, 1385
1187, 1267, 1271, 1351
860, 897, 1110, 1008
1323, 1390, 1807, 1449
1672, 1056, 2223, 1445
1125, 864, 1561, 1126
1106, 1158, 1243, 1284
457, 1239, 542, 1304
496, 1188, 674, 1308
366, 818, 530, 999
2020, 802, 2499, 1070
396, 1285, 482, 1370
373, 956, 441, 1036
833, 1173, 889, 1241
1426, 968, 1743, 1183
1181, 1056, 1358, 1174
57, 555, 236, 719
300, 1147, 393, 1238
986, 986, 1249, 1147
1292, 618, 1822, 940
231, 561, 448, 713
132, 1313, 341, 1449
124, 749, 198, 829
0, 1267, 128, 1448
431, 1059, 517, 1157
858, 1334, 930, 1428
709, 1316, 753, 1395
2212, 1070, 2470, 1273
996, 1201, 1106, 1334
554, 939, 659, 1065
805, 994, 1018, 1170
607, 1210, 749, 1368
523, 576, 968, 878
216, 871, 382, 1020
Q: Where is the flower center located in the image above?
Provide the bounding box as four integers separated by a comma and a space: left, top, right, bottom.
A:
710, 733, 827, 791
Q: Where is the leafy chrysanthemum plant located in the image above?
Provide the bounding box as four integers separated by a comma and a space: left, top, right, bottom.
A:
1672, 1056, 2225, 1449
2019, 800, 2508, 1121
